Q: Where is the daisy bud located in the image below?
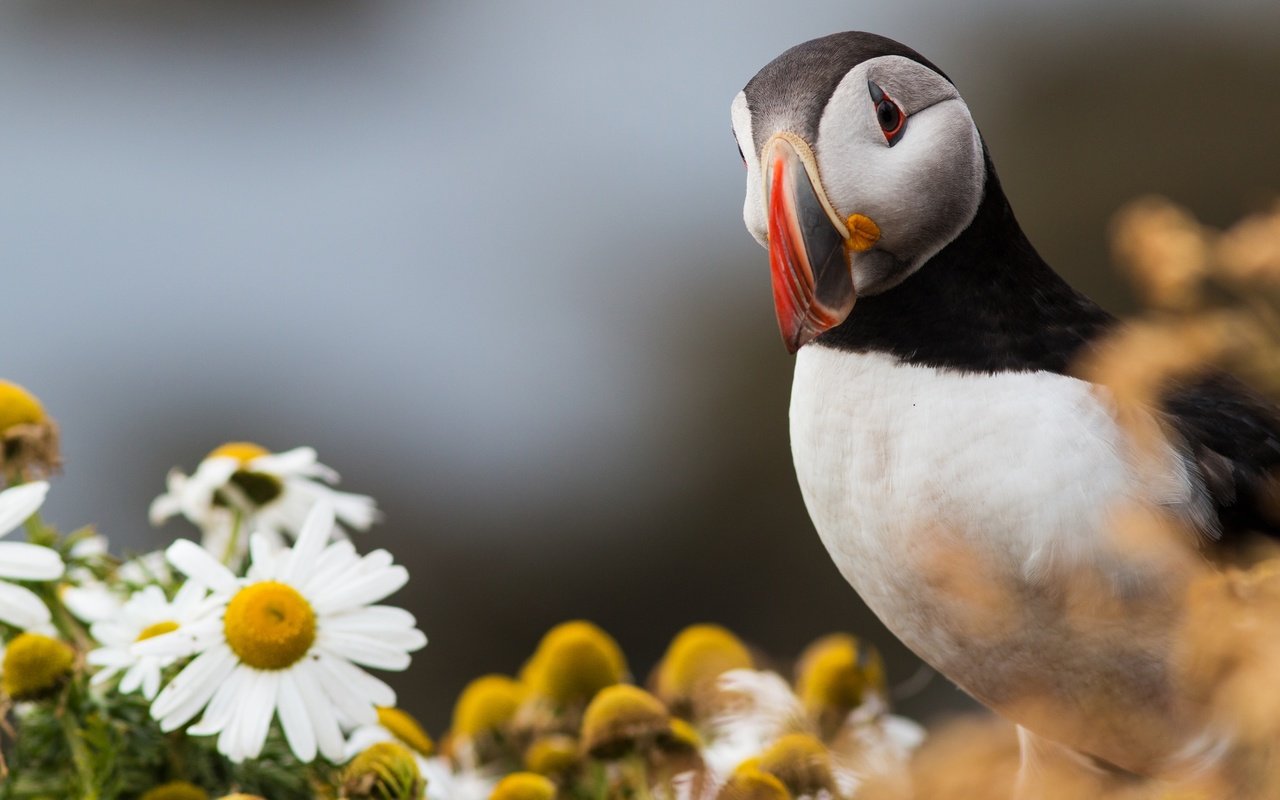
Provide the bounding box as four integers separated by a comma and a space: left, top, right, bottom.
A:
139, 781, 209, 800
453, 674, 523, 739
522, 620, 627, 706
580, 684, 671, 759
795, 633, 884, 730
757, 733, 838, 797
488, 772, 556, 800
523, 734, 579, 776
715, 761, 793, 800
665, 717, 703, 751
653, 624, 753, 718
1, 632, 74, 701
376, 706, 435, 757
342, 741, 425, 800
0, 380, 60, 482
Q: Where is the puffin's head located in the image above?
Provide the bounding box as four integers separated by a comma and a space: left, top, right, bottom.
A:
732, 32, 986, 352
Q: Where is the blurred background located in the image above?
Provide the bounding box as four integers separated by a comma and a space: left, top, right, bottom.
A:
2, 0, 1278, 731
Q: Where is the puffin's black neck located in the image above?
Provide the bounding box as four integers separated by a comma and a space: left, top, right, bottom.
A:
814, 158, 1115, 374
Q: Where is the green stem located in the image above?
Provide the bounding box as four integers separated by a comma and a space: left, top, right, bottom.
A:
59, 701, 98, 800
221, 509, 244, 567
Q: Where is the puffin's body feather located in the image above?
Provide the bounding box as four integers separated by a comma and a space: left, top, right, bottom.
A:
734, 30, 1280, 776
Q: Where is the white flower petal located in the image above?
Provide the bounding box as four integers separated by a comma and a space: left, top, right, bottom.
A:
248, 446, 314, 474
311, 564, 408, 615
120, 663, 146, 695
295, 661, 346, 762
313, 651, 395, 709
133, 616, 224, 659
166, 539, 238, 594
0, 542, 65, 581
188, 664, 250, 736
329, 490, 379, 531
141, 662, 164, 700
280, 502, 333, 585
0, 482, 49, 538
0, 579, 52, 628
153, 644, 236, 730
317, 631, 419, 669
277, 671, 318, 763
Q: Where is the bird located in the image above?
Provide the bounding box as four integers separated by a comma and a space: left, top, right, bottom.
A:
730, 31, 1280, 787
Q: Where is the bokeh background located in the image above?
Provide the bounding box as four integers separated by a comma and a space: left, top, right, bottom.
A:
3, 0, 1278, 732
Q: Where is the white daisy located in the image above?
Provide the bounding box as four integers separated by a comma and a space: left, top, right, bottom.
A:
86, 582, 211, 699
149, 443, 379, 560
0, 482, 63, 629
137, 502, 426, 763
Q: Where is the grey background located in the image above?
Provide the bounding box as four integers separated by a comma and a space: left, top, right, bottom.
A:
3, 1, 1278, 731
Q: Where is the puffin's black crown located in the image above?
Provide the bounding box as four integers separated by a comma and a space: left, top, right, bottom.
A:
743, 32, 950, 153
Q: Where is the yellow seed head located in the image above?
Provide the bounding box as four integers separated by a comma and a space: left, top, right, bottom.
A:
1, 632, 74, 701
663, 717, 703, 752
757, 733, 837, 796
453, 674, 523, 738
0, 381, 45, 433
139, 781, 209, 800
0, 380, 60, 480
524, 620, 627, 706
207, 442, 270, 465
488, 772, 557, 800
136, 620, 180, 642
795, 633, 883, 717
579, 684, 671, 759
524, 734, 579, 775
654, 624, 753, 709
342, 741, 425, 800
377, 706, 434, 756
716, 761, 793, 800
223, 581, 316, 670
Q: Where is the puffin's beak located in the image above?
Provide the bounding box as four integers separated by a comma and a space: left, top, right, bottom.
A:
764, 134, 862, 354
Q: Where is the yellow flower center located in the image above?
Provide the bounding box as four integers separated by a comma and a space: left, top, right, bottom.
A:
655, 624, 753, 706
0, 380, 45, 434
524, 734, 579, 775
452, 674, 523, 738
796, 633, 883, 716
223, 581, 316, 670
522, 620, 627, 706
207, 442, 269, 465
758, 733, 837, 797
376, 706, 435, 756
1, 632, 74, 701
580, 684, 671, 759
489, 772, 557, 800
139, 781, 209, 800
136, 620, 180, 642
721, 761, 794, 800
343, 741, 424, 800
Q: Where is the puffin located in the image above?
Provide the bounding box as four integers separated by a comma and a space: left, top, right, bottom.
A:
730, 31, 1280, 784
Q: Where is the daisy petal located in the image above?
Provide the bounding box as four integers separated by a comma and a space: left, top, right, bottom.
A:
277, 672, 318, 762
314, 651, 395, 708
311, 564, 408, 615
280, 502, 333, 585
188, 665, 250, 736
166, 539, 238, 594
0, 579, 52, 628
153, 644, 236, 729
317, 631, 418, 669
0, 482, 49, 537
295, 661, 346, 762
0, 542, 65, 581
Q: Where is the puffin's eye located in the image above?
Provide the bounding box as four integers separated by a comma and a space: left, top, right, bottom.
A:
867, 80, 906, 146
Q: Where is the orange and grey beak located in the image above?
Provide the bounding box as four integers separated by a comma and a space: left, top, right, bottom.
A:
765, 134, 874, 353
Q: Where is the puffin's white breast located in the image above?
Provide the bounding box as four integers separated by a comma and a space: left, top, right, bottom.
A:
789, 346, 1207, 769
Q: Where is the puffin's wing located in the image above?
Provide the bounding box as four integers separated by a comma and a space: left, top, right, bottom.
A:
1164, 374, 1280, 540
